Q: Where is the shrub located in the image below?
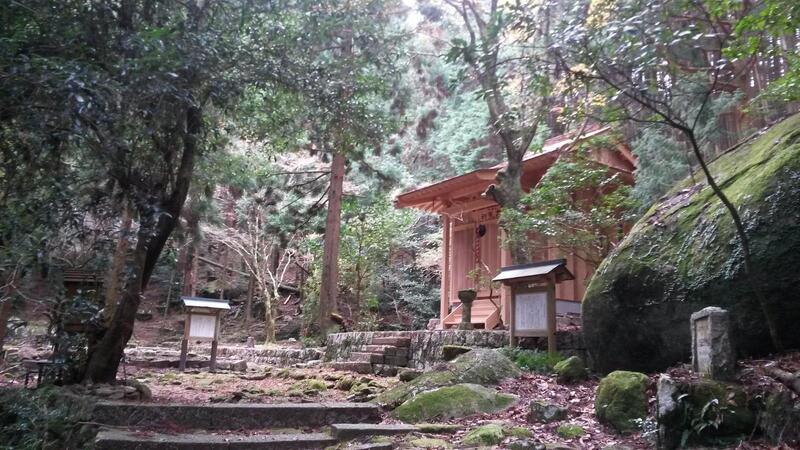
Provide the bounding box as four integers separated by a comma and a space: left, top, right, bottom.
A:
0, 387, 96, 450
501, 347, 564, 373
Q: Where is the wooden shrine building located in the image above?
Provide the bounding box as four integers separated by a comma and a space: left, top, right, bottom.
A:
395, 128, 636, 330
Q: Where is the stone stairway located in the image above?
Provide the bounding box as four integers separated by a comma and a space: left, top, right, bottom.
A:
328, 336, 411, 376
93, 401, 416, 449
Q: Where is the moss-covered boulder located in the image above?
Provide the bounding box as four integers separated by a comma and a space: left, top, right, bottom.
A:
391, 383, 517, 423
595, 371, 649, 433
462, 423, 505, 446
583, 114, 800, 373
374, 349, 521, 409
553, 356, 587, 383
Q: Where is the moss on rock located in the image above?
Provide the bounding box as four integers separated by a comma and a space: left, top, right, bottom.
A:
595, 371, 649, 434
289, 378, 327, 396
408, 437, 451, 448
416, 423, 462, 434
334, 375, 356, 391
583, 114, 800, 373
391, 383, 517, 423
556, 423, 585, 439
463, 423, 505, 446
374, 349, 521, 409
553, 356, 587, 383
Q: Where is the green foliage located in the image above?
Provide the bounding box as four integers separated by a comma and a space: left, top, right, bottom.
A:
501, 347, 564, 374
714, 0, 800, 105
428, 90, 495, 174
630, 127, 693, 209
303, 195, 439, 332
501, 140, 636, 267
0, 387, 95, 450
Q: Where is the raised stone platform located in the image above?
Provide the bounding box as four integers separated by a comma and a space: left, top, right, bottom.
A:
95, 430, 336, 450
93, 401, 381, 429
325, 329, 587, 372
124, 345, 322, 369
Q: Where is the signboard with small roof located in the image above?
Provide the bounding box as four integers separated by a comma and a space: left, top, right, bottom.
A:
179, 296, 230, 372
492, 259, 574, 354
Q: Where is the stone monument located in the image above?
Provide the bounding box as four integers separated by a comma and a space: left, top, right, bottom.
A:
691, 306, 734, 380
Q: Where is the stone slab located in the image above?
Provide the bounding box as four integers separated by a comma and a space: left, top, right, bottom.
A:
95, 430, 336, 450
331, 423, 418, 439
364, 345, 395, 353
328, 361, 374, 374
93, 402, 381, 429
350, 352, 384, 364
371, 337, 411, 347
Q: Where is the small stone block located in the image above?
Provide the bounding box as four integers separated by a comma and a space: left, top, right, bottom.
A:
329, 362, 374, 374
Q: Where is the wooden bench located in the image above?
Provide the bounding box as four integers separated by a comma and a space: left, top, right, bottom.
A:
23, 359, 66, 388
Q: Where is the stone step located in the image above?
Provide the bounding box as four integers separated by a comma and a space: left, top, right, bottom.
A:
349, 352, 384, 364
327, 361, 374, 374
370, 337, 411, 347
95, 430, 336, 450
364, 344, 400, 353
331, 423, 419, 439
93, 402, 381, 430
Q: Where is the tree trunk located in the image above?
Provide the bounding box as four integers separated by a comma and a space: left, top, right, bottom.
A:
104, 202, 132, 326
264, 242, 281, 343
0, 297, 13, 358
263, 284, 276, 343
318, 150, 345, 335
84, 106, 201, 383
84, 225, 150, 382
244, 276, 254, 325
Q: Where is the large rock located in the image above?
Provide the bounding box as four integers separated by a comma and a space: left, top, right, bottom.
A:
373, 348, 520, 408
390, 383, 517, 423
595, 371, 649, 434
583, 114, 800, 373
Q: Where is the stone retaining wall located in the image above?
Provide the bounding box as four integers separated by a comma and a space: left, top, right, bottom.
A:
215, 346, 323, 366
325, 329, 586, 369
125, 345, 322, 368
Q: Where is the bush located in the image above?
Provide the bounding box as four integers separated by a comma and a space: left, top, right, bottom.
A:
501, 347, 564, 373
0, 387, 96, 450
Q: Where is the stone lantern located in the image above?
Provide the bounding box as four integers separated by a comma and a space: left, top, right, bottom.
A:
457, 288, 477, 330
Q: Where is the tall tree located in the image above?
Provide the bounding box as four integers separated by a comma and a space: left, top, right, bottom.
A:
443, 0, 557, 263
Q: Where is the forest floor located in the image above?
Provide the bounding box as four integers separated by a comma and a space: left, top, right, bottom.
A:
1, 290, 797, 448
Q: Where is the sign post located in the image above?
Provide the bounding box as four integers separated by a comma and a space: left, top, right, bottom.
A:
179, 297, 230, 372
493, 259, 573, 355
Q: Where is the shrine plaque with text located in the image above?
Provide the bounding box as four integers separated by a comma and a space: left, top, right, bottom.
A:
514, 290, 548, 335
189, 314, 217, 339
